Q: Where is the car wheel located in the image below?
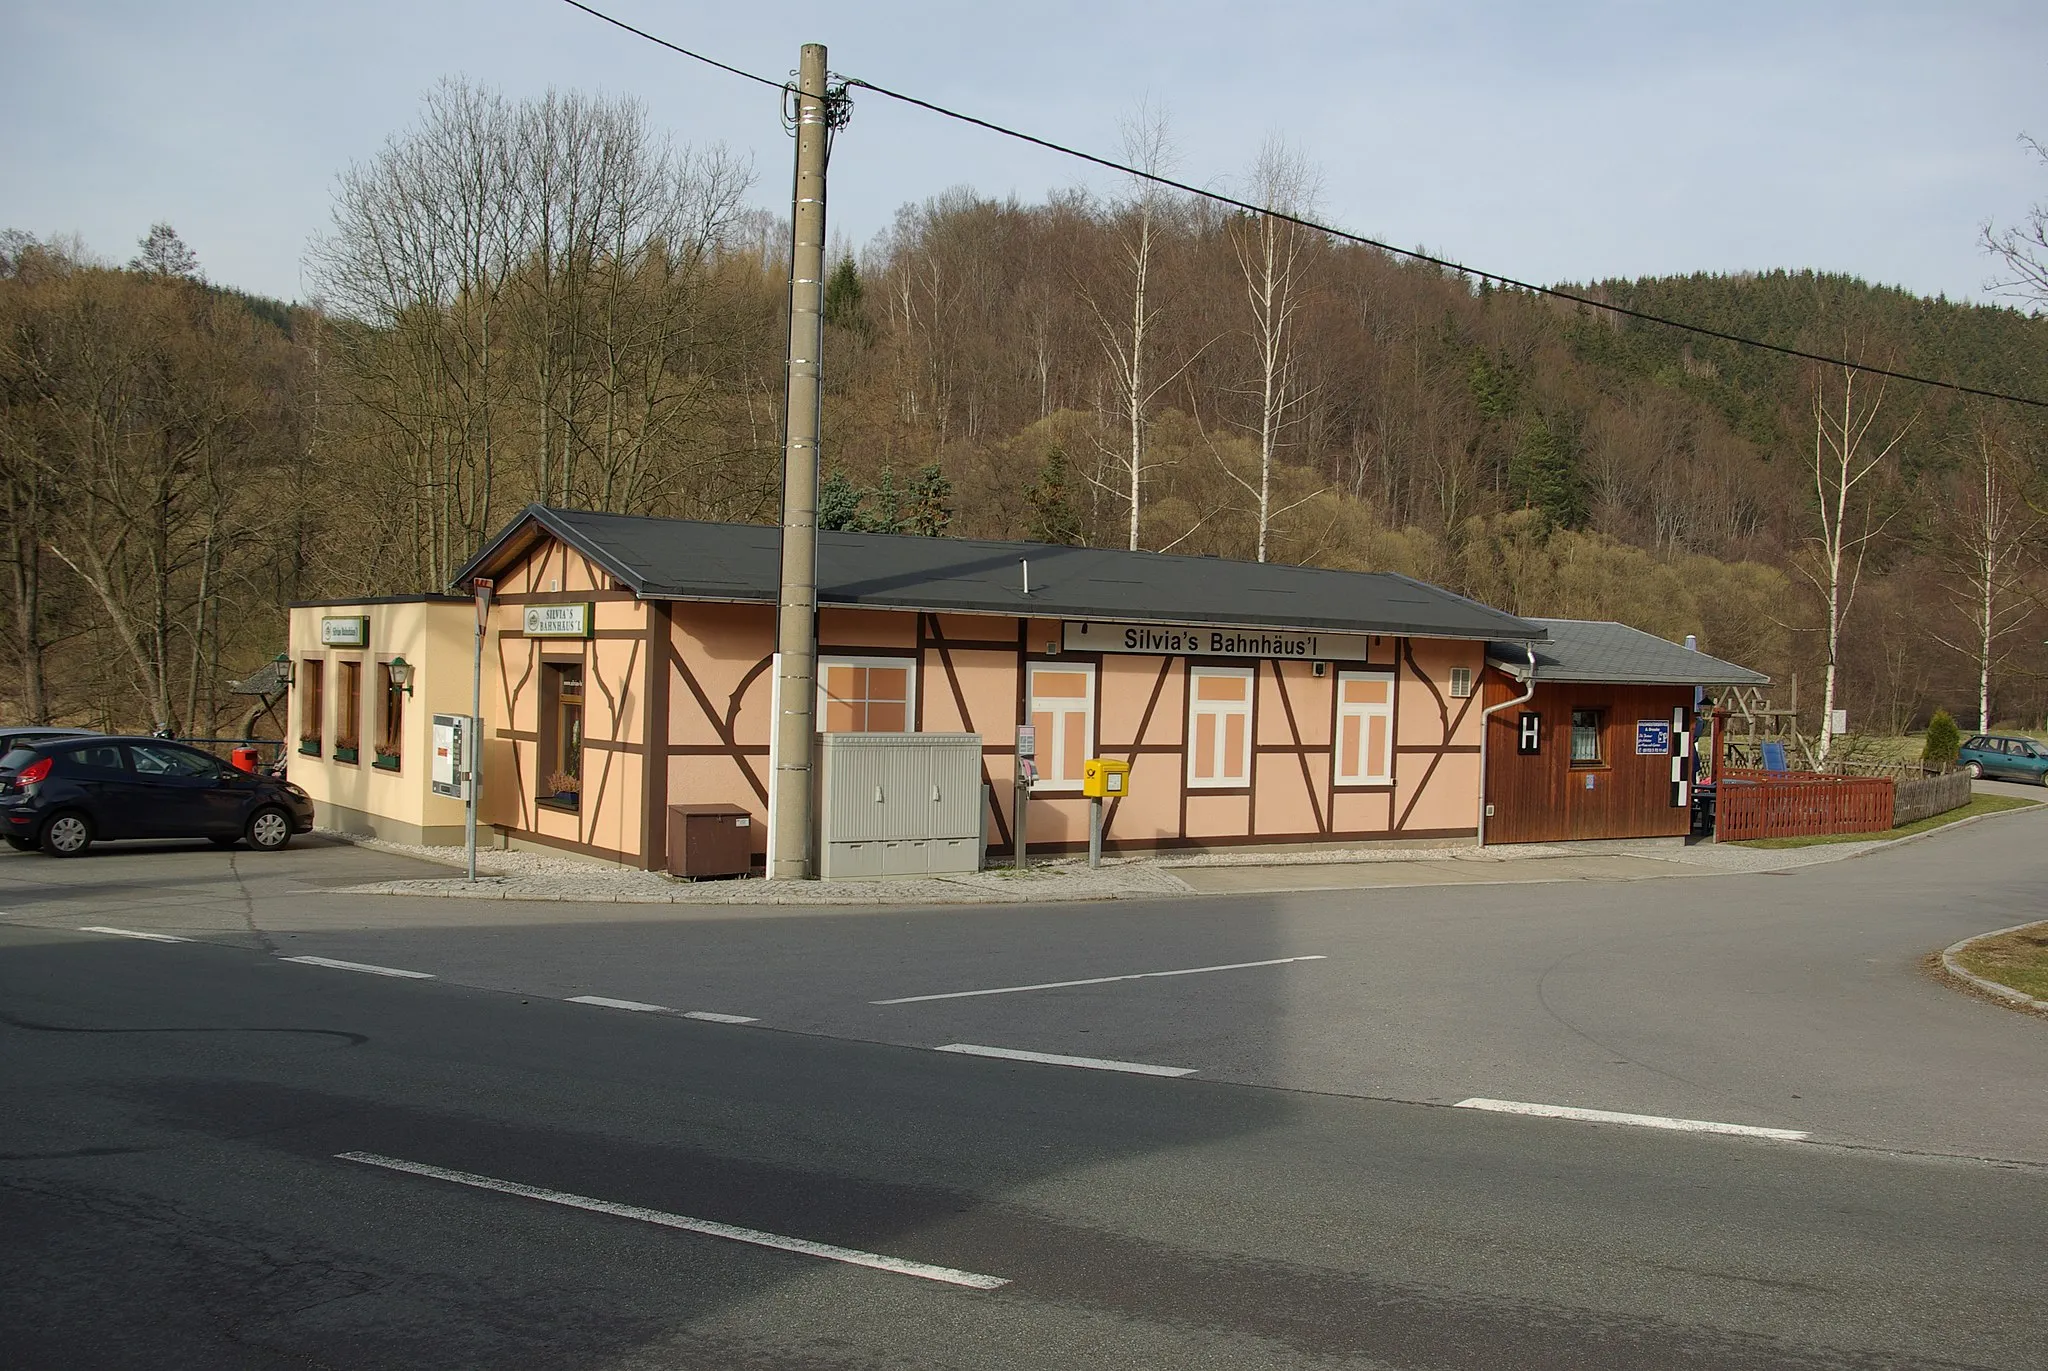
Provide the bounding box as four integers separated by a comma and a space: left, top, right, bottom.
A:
41, 810, 93, 858
5, 835, 35, 853
1962, 761, 1982, 779
246, 807, 293, 852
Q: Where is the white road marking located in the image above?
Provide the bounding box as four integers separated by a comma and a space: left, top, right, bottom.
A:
934, 1044, 1196, 1077
335, 1151, 1008, 1290
1455, 1098, 1809, 1141
873, 954, 1329, 1005
682, 1011, 759, 1024
567, 995, 671, 1013
279, 955, 435, 980
78, 925, 190, 943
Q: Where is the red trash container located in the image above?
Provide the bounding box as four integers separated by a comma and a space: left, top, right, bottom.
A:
230, 746, 259, 773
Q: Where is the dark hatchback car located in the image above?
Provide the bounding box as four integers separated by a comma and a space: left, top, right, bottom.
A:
0, 736, 315, 857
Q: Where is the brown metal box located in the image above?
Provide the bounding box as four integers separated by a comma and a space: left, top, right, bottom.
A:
666, 803, 754, 879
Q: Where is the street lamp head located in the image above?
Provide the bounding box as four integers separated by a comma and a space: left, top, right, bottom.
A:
273, 652, 294, 688
389, 656, 415, 695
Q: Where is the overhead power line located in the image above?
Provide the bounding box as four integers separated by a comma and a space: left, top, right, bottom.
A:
556, 0, 784, 91
559, 0, 2048, 410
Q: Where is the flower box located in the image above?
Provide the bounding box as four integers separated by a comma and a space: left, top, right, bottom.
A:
372, 754, 401, 772
333, 745, 359, 764
298, 739, 321, 757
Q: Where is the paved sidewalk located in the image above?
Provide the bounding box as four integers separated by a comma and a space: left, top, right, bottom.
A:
324, 826, 1894, 905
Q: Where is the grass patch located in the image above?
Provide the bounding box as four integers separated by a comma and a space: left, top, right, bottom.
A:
1953, 921, 2048, 1002
1730, 792, 2040, 848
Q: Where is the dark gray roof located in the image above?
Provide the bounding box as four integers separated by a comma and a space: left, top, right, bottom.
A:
1487, 618, 1768, 686
457, 505, 1548, 643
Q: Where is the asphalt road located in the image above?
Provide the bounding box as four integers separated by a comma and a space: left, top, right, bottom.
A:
3, 807, 2046, 1366
4, 920, 2042, 1370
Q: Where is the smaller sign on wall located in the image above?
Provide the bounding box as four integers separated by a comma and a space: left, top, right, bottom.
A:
1635, 720, 1672, 756
320, 616, 369, 647
523, 603, 593, 638
1517, 711, 1541, 755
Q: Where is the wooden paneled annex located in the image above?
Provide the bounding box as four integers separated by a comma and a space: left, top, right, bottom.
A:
1482, 672, 1691, 843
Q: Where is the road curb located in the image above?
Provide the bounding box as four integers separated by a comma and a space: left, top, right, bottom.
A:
1939, 920, 2048, 1014
1864, 800, 2042, 855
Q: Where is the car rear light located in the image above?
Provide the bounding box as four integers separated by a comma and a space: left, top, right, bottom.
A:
17, 757, 52, 786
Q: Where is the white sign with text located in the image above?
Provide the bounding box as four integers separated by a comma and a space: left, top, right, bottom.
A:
319, 616, 369, 647
522, 603, 593, 638
1063, 620, 1373, 661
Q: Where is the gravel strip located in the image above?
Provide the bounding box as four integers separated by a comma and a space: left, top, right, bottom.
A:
320, 832, 1193, 905
317, 826, 1897, 906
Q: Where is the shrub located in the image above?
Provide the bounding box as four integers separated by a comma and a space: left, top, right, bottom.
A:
1923, 709, 1961, 770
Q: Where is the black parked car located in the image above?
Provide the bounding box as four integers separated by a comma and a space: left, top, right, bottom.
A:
0, 736, 315, 857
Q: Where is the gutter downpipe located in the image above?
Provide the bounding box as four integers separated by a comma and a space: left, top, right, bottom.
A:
1477, 645, 1538, 848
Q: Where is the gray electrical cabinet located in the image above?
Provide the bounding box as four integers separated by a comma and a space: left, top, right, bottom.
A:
818, 733, 983, 879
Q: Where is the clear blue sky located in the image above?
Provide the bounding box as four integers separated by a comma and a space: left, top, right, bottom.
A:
6, 0, 2043, 306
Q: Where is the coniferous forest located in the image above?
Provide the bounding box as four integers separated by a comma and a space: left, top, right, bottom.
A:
5, 80, 2048, 740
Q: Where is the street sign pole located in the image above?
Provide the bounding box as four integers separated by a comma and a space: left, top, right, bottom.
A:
468, 577, 494, 881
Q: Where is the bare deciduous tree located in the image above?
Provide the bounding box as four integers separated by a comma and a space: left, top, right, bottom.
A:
1224, 137, 1323, 561
1983, 134, 2048, 310
1080, 103, 1183, 551
1800, 363, 1915, 762
1930, 422, 2038, 730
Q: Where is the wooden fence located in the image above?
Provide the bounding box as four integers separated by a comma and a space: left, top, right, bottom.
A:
1893, 771, 1972, 827
1715, 771, 1896, 842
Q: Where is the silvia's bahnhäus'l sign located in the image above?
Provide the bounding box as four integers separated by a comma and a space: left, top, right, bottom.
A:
1063, 620, 1372, 661
523, 603, 593, 638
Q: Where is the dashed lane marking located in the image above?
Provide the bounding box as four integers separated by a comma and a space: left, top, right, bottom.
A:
78, 926, 191, 943
682, 1011, 759, 1024
1455, 1097, 1809, 1141
567, 995, 671, 1012
336, 1151, 1008, 1289
872, 954, 1329, 1005
279, 955, 436, 980
934, 1043, 1196, 1077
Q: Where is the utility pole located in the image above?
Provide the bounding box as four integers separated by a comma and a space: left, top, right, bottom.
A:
770, 44, 836, 879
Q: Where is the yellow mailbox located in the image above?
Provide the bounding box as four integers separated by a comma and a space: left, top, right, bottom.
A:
1082, 758, 1130, 798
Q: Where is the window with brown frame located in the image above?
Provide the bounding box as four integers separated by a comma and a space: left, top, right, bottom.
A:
1570, 708, 1604, 766
539, 661, 585, 803
299, 660, 324, 753
378, 663, 404, 765
335, 660, 362, 759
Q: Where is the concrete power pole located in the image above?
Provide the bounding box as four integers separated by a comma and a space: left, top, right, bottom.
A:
770, 43, 834, 879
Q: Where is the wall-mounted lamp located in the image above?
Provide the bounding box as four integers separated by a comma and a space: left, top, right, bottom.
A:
273, 652, 295, 688
388, 656, 416, 697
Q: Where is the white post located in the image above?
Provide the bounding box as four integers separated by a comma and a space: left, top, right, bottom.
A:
468, 578, 493, 881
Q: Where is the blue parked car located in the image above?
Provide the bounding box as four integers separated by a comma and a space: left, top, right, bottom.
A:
1957, 734, 2048, 783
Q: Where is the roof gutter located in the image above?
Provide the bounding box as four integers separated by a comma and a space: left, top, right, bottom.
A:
1477, 645, 1538, 848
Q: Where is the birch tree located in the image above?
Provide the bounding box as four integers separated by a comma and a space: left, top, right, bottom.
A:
1082, 104, 1178, 551
1801, 363, 1914, 762
1225, 137, 1322, 561
1931, 424, 2038, 730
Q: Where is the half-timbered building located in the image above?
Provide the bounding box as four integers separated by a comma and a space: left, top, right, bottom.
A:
291, 504, 1564, 869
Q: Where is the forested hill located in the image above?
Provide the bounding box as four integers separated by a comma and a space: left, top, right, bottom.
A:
1563, 271, 2046, 455
5, 84, 2048, 739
